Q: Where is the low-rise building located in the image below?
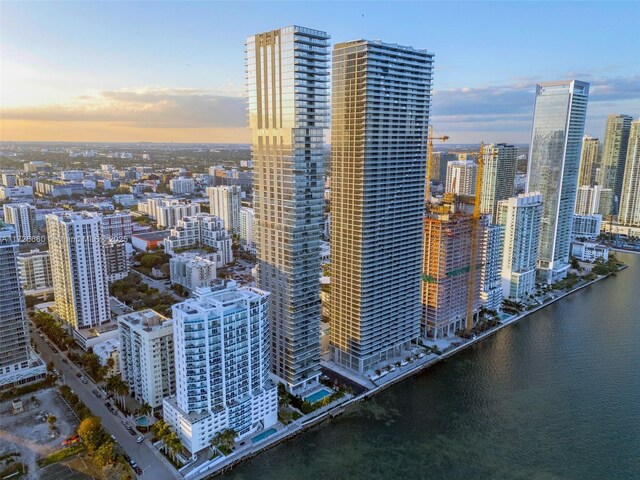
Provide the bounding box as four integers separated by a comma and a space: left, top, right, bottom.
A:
571, 241, 610, 262
169, 252, 217, 292
572, 214, 603, 240
118, 309, 175, 410
0, 186, 34, 200
164, 214, 233, 266
93, 338, 120, 376
131, 230, 171, 252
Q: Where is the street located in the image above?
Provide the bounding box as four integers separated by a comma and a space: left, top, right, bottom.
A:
30, 327, 180, 479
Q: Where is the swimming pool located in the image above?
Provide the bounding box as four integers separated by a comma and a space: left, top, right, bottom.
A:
304, 388, 332, 404
251, 428, 277, 444
136, 416, 150, 426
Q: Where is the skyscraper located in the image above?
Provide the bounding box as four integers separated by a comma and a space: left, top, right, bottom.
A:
479, 143, 517, 222
330, 40, 433, 373
3, 203, 37, 240
163, 282, 277, 456
526, 80, 589, 284
46, 212, 110, 330
445, 160, 477, 197
207, 185, 241, 234
247, 26, 329, 391
479, 222, 504, 312
0, 223, 31, 380
597, 114, 633, 212
618, 120, 640, 226
496, 193, 543, 302
575, 185, 613, 216
578, 136, 600, 187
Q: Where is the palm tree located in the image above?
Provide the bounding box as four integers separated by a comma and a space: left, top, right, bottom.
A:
164, 432, 182, 463
151, 419, 170, 439
139, 403, 152, 417
105, 375, 129, 409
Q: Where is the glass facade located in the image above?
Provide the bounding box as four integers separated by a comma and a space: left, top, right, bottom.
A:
330, 40, 433, 372
247, 26, 329, 391
526, 81, 589, 283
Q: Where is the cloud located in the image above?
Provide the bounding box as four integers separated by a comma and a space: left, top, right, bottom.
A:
1, 87, 246, 129
431, 74, 640, 142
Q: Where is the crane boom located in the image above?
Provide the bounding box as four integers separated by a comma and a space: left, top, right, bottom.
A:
425, 126, 449, 203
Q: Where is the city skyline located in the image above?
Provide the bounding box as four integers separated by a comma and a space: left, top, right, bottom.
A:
1, 1, 639, 144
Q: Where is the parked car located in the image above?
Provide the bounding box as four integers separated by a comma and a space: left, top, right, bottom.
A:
81, 378, 88, 384
75, 372, 82, 378
127, 427, 136, 436
123, 454, 131, 463
92, 389, 102, 398
134, 466, 142, 476
136, 436, 144, 444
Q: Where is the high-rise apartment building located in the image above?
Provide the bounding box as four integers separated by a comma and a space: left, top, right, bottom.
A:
618, 120, 640, 226
46, 212, 110, 330
207, 185, 241, 234
496, 193, 543, 302
138, 197, 201, 228
431, 152, 457, 185
572, 214, 602, 240
597, 114, 633, 212
578, 136, 600, 187
3, 203, 37, 240
480, 144, 517, 222
169, 177, 195, 195
421, 205, 483, 338
446, 160, 477, 197
247, 26, 328, 391
118, 309, 175, 410
330, 39, 432, 373
479, 223, 504, 312
163, 282, 277, 456
0, 223, 31, 380
526, 80, 589, 284
239, 207, 255, 250
575, 185, 614, 216
19, 249, 53, 292
169, 252, 217, 292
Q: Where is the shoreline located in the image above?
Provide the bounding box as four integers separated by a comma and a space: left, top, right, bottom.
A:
192, 266, 626, 479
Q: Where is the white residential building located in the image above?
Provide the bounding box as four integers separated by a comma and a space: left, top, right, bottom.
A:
163, 282, 277, 457
207, 186, 241, 233
93, 338, 120, 375
138, 197, 201, 228
575, 185, 614, 217
113, 194, 137, 208
239, 207, 255, 251
164, 214, 233, 266
18, 249, 53, 292
3, 203, 37, 239
101, 212, 133, 239
170, 252, 217, 292
170, 177, 195, 195
571, 241, 609, 262
118, 309, 175, 410
497, 193, 543, 302
46, 212, 110, 330
572, 214, 603, 240
446, 160, 477, 197
61, 170, 84, 181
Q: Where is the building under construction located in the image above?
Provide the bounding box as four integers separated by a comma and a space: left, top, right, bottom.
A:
421, 198, 484, 338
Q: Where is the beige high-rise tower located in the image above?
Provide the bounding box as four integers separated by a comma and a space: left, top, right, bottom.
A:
618, 120, 640, 226
578, 136, 600, 187
246, 26, 329, 392
330, 40, 433, 373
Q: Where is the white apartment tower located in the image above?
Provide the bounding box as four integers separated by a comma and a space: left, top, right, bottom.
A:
163, 282, 277, 456
480, 144, 517, 222
239, 207, 255, 250
118, 309, 175, 410
446, 160, 478, 197
19, 249, 53, 292
207, 185, 241, 234
247, 26, 329, 391
46, 212, 110, 330
575, 185, 614, 217
480, 222, 504, 312
330, 39, 433, 373
618, 120, 640, 226
163, 213, 233, 266
496, 193, 543, 302
3, 203, 37, 240
526, 80, 589, 284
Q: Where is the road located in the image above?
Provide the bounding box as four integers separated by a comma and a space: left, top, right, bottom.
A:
30, 327, 180, 479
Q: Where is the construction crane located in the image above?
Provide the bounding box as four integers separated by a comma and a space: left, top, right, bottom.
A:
425, 126, 449, 203
465, 142, 487, 333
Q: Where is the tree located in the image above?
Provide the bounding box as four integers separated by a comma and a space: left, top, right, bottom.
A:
47, 415, 57, 431
78, 416, 104, 453
151, 419, 170, 440
93, 441, 116, 468
139, 403, 152, 417
164, 432, 183, 462
103, 462, 132, 480
210, 429, 237, 455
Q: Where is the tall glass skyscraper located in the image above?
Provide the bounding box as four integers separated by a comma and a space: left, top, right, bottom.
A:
597, 114, 633, 212
330, 40, 433, 373
618, 120, 640, 226
246, 26, 329, 392
480, 143, 517, 222
526, 80, 589, 284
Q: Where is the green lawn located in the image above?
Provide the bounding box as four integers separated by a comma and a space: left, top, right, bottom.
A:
38, 444, 86, 467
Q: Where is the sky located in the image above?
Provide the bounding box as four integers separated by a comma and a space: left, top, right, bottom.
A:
1, 1, 639, 144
